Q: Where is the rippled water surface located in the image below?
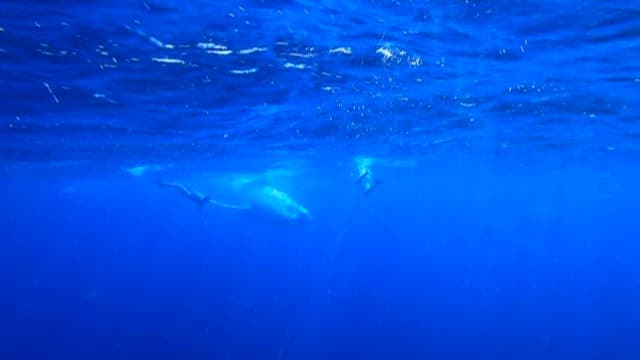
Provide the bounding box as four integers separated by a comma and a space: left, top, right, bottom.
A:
2, 1, 639, 161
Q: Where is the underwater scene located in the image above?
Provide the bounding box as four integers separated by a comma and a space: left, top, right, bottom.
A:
1, 1, 640, 359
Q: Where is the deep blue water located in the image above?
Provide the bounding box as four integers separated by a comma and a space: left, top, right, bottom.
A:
2, 1, 640, 359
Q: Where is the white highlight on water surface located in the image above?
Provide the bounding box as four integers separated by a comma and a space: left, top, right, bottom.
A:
125, 25, 175, 49
43, 82, 59, 103
99, 63, 118, 69
238, 47, 268, 55
408, 56, 422, 67
155, 39, 174, 49
288, 52, 315, 58
197, 42, 227, 50
230, 68, 257, 74
152, 57, 185, 64
284, 63, 306, 69
329, 47, 351, 55
148, 36, 164, 47
207, 49, 233, 55
376, 47, 393, 60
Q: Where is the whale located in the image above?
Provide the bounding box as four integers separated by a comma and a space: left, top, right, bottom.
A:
158, 180, 311, 224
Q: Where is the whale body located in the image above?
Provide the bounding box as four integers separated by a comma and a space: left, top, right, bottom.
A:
246, 185, 311, 223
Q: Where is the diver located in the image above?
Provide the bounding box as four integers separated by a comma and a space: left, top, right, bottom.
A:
158, 181, 211, 207
355, 157, 381, 195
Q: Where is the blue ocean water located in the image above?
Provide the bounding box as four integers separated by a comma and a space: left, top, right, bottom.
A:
1, 0, 640, 358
